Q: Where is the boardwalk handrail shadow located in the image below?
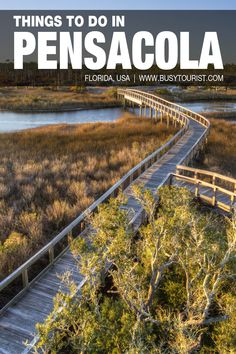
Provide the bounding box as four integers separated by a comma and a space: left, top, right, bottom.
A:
4, 88, 236, 354
172, 166, 236, 213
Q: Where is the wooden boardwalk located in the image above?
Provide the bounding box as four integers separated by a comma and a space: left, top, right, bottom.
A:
0, 121, 205, 353
1, 89, 234, 353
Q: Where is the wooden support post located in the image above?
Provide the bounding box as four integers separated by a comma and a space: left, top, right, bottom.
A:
167, 115, 170, 128
120, 180, 125, 191
139, 105, 142, 116
22, 269, 29, 288
110, 189, 115, 198
154, 110, 158, 122
212, 175, 216, 186
81, 221, 86, 231
230, 195, 235, 209
49, 247, 54, 264
174, 116, 177, 127
195, 182, 200, 197
212, 186, 216, 206
149, 107, 153, 118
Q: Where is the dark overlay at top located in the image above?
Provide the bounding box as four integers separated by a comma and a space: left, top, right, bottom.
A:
0, 10, 235, 86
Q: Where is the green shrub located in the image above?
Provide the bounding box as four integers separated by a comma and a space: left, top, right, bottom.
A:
155, 88, 172, 96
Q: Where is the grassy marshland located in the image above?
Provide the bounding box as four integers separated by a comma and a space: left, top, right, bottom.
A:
198, 119, 236, 177
0, 115, 177, 279
35, 187, 236, 353
0, 87, 118, 112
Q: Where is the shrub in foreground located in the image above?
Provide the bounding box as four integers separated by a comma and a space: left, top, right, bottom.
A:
0, 116, 177, 279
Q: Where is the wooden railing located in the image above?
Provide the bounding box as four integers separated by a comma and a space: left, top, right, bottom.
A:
171, 166, 236, 213
0, 112, 188, 313
0, 89, 211, 314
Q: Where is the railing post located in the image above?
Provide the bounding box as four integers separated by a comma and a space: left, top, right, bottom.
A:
212, 186, 217, 206
80, 221, 85, 233
212, 175, 216, 186
195, 182, 200, 197
149, 107, 153, 118
22, 269, 29, 288
154, 109, 157, 121
49, 247, 55, 264
67, 231, 73, 245
167, 115, 170, 127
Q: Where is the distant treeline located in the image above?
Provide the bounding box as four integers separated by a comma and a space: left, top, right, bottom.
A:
1, 62, 236, 86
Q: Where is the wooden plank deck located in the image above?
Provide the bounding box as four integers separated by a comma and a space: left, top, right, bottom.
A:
0, 118, 206, 354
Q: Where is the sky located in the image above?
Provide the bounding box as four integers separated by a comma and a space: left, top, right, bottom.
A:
1, 0, 236, 10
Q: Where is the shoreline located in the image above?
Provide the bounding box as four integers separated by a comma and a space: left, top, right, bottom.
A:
0, 102, 122, 113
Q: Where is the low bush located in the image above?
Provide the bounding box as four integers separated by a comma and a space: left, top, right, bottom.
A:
0, 114, 177, 279
196, 119, 236, 177
34, 187, 236, 353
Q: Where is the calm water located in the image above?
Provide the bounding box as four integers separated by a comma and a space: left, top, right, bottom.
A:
181, 101, 236, 114
0, 108, 123, 132
0, 101, 236, 133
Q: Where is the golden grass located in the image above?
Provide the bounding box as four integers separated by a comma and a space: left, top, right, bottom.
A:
0, 114, 177, 279
0, 87, 118, 111
197, 119, 236, 177
175, 87, 236, 102
152, 87, 236, 102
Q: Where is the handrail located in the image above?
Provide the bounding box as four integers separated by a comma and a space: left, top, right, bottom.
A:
6, 88, 236, 354
173, 174, 236, 196
0, 89, 213, 314
0, 98, 189, 312
171, 173, 236, 212
0, 129, 186, 289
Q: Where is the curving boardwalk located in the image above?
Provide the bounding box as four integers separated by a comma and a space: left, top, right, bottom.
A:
0, 89, 235, 354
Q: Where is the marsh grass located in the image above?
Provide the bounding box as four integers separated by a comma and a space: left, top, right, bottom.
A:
0, 87, 118, 111
0, 114, 177, 278
175, 87, 236, 102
